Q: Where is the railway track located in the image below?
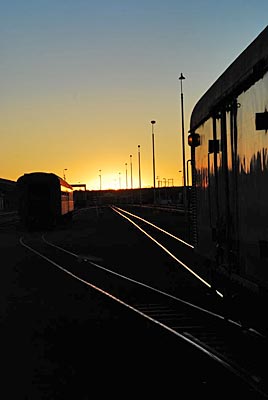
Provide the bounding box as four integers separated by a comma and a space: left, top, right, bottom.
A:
19, 205, 268, 398
0, 210, 19, 228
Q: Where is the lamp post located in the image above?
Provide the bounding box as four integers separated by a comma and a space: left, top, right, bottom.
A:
130, 154, 133, 189
125, 163, 128, 189
163, 178, 167, 202
179, 73, 187, 216
119, 172, 121, 189
63, 168, 67, 180
151, 120, 156, 204
138, 145, 142, 204
138, 145, 141, 189
178, 170, 183, 185
99, 169, 102, 191
179, 73, 186, 189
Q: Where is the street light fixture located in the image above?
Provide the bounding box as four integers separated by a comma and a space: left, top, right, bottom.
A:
138, 145, 142, 204
125, 163, 128, 189
99, 169, 102, 191
138, 145, 141, 189
63, 168, 67, 180
119, 172, 121, 189
179, 73, 187, 215
151, 120, 156, 204
130, 154, 133, 189
179, 73, 186, 189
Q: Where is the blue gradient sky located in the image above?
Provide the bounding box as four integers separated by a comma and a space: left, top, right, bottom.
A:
1, 0, 267, 189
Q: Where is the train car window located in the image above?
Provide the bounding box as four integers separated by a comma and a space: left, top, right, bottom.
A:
255, 111, 268, 130
208, 139, 219, 154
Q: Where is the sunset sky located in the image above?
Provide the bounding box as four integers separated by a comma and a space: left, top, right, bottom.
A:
1, 1, 268, 190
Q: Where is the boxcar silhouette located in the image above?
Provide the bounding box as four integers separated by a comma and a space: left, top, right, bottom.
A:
17, 172, 74, 228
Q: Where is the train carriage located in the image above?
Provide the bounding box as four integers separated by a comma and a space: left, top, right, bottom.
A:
188, 26, 268, 299
17, 172, 74, 229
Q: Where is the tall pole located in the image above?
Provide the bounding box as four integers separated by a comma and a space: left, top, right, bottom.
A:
138, 144, 142, 204
179, 73, 186, 189
63, 168, 67, 180
130, 154, 133, 189
179, 73, 187, 217
125, 163, 128, 189
99, 169, 102, 190
151, 120, 156, 204
138, 145, 141, 189
119, 172, 121, 189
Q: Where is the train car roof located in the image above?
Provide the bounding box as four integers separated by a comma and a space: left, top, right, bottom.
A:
190, 26, 268, 131
17, 172, 73, 190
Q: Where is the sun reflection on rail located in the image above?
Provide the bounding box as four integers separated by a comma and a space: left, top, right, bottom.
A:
111, 205, 223, 298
